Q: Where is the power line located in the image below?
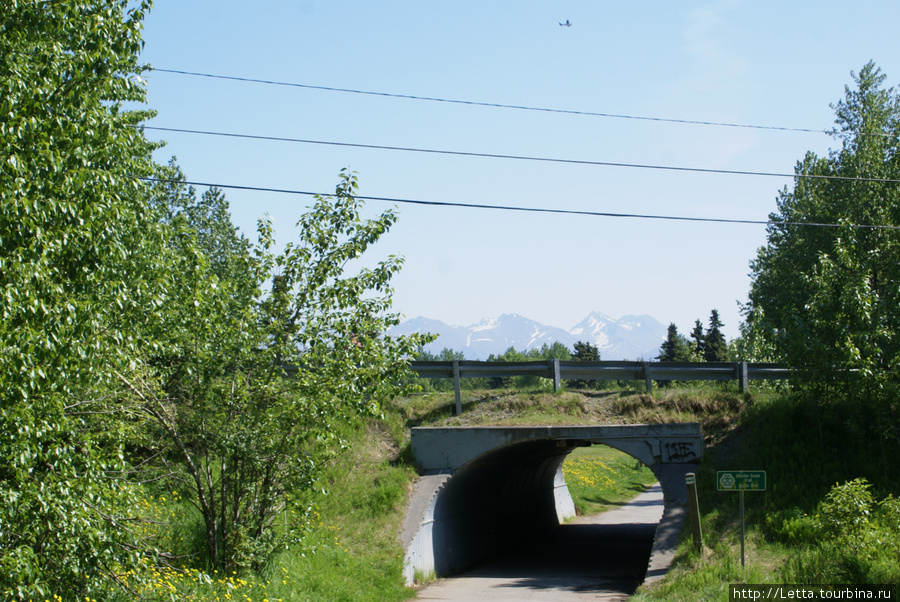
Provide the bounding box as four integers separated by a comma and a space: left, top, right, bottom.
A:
142, 125, 900, 184
140, 176, 900, 231
149, 67, 850, 137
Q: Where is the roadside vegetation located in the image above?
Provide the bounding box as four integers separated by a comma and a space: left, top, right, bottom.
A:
102, 378, 897, 600
406, 380, 900, 599
629, 61, 900, 601
633, 388, 900, 601
404, 379, 900, 600
5, 2, 900, 600
116, 413, 420, 601
0, 3, 703, 598
112, 383, 675, 601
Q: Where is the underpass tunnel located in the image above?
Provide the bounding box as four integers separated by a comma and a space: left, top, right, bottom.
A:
402, 425, 701, 584
430, 438, 619, 575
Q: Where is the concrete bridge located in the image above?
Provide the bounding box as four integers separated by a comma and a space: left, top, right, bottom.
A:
401, 423, 703, 584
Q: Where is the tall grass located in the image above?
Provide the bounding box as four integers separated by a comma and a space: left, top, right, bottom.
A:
113, 414, 419, 601
635, 390, 900, 601
115, 382, 900, 601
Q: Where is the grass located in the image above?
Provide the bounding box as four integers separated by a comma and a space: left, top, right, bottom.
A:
633, 389, 900, 601
115, 379, 900, 600
120, 382, 692, 600
403, 380, 764, 428
562, 445, 659, 516
114, 416, 419, 602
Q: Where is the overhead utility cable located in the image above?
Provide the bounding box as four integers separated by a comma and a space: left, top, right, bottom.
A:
149, 67, 892, 138
143, 125, 900, 184
140, 176, 900, 231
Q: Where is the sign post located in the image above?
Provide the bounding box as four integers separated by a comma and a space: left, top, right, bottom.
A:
717, 471, 766, 568
685, 473, 702, 552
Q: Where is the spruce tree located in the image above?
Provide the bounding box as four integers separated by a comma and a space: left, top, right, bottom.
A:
703, 310, 730, 362
658, 324, 692, 362
690, 319, 705, 359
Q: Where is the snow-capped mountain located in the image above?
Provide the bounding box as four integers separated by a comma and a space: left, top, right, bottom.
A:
464, 314, 574, 360
568, 312, 669, 361
386, 316, 471, 352
389, 312, 667, 360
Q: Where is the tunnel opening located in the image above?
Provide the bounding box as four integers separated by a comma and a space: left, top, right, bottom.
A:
561, 443, 659, 518
427, 440, 663, 584
403, 424, 701, 586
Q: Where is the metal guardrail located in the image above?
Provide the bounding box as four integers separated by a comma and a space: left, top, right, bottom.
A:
410, 360, 790, 414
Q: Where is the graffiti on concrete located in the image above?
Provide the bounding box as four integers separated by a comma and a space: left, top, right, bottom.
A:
662, 441, 699, 463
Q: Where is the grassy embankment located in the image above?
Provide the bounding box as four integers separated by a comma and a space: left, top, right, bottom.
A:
631, 385, 900, 601
122, 381, 900, 600
121, 384, 658, 600
120, 414, 420, 601
401, 383, 900, 599
563, 444, 658, 516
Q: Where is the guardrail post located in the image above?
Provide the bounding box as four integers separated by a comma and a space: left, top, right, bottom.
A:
453, 359, 461, 415
642, 362, 653, 393
551, 359, 561, 392
738, 361, 749, 393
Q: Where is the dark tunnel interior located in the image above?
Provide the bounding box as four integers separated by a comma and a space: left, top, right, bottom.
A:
429, 438, 588, 575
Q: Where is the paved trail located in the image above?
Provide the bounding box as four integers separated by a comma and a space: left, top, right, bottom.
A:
415, 483, 665, 601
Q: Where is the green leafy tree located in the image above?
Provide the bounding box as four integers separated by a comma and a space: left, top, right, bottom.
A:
730, 304, 778, 362
416, 348, 438, 361
746, 62, 900, 401
538, 341, 572, 361
153, 159, 253, 291
657, 324, 692, 362
494, 346, 526, 362
488, 346, 525, 388
520, 342, 570, 361
136, 171, 429, 572
568, 340, 601, 389
703, 309, 730, 362
438, 347, 466, 361
745, 63, 900, 468
516, 342, 570, 388
0, 1, 164, 597
572, 340, 601, 363
512, 342, 571, 388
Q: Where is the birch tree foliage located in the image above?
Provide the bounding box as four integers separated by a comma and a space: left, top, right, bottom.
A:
746, 62, 900, 400
0, 0, 430, 590
0, 1, 163, 598
140, 169, 431, 572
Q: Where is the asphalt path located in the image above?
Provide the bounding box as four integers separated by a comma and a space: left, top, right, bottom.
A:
415, 483, 665, 601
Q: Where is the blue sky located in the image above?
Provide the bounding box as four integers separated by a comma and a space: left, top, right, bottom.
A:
138, 1, 900, 341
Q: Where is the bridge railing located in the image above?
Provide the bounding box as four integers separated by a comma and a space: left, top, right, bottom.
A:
410, 360, 790, 414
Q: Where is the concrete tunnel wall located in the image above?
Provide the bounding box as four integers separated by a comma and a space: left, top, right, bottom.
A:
401, 425, 703, 584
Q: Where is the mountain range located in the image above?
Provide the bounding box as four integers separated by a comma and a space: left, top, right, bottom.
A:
387, 312, 668, 361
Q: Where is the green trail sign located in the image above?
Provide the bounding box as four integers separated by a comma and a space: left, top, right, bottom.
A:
717, 470, 767, 568
717, 470, 766, 491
